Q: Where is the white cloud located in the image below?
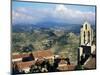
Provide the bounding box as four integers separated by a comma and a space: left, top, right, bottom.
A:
12, 9, 42, 24
12, 5, 95, 25
52, 5, 95, 24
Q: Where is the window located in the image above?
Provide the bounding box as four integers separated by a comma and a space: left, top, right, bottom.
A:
85, 24, 87, 30
88, 31, 90, 42
84, 31, 85, 44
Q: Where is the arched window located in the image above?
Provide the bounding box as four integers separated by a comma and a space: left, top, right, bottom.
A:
88, 31, 90, 42
84, 31, 85, 44
85, 24, 87, 30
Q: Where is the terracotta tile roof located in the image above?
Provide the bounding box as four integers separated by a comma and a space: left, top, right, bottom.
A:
57, 64, 76, 71
59, 60, 67, 64
35, 59, 44, 65
32, 50, 54, 59
16, 61, 35, 70
66, 65, 76, 71
57, 65, 68, 71
83, 57, 96, 69
12, 53, 30, 59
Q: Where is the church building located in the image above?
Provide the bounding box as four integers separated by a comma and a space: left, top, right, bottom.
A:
78, 21, 95, 65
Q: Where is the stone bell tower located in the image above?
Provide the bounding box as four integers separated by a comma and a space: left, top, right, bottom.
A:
80, 21, 93, 46
78, 21, 94, 65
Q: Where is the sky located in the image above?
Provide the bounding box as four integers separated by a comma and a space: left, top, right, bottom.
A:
12, 1, 96, 25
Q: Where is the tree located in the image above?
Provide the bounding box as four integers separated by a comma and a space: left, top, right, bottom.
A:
30, 64, 41, 73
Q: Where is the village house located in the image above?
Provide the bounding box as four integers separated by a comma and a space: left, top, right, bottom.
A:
31, 50, 55, 61
12, 53, 34, 62
12, 50, 55, 73
57, 59, 76, 71
13, 61, 35, 73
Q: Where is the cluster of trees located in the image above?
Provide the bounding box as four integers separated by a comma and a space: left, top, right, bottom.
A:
12, 44, 34, 53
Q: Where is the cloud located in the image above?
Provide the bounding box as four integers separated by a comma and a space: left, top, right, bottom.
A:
12, 7, 53, 25
12, 9, 43, 24
53, 5, 95, 24
12, 5, 95, 25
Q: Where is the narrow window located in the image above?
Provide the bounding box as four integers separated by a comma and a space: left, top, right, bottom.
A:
85, 24, 87, 30
84, 31, 85, 44
88, 31, 90, 42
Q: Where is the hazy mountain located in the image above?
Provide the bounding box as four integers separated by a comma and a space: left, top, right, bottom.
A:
12, 21, 95, 34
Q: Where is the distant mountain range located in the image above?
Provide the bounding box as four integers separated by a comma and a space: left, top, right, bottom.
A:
12, 22, 96, 34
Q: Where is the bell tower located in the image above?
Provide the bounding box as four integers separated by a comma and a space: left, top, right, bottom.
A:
80, 21, 93, 46
78, 21, 94, 65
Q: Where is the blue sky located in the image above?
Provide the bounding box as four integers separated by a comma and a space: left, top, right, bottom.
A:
12, 1, 96, 25
12, 2, 56, 9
